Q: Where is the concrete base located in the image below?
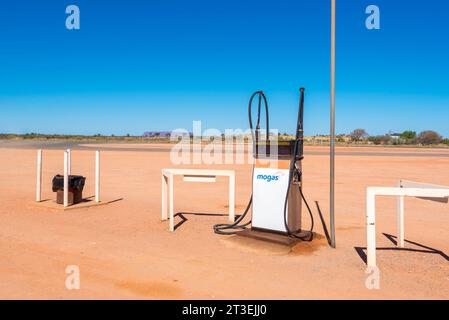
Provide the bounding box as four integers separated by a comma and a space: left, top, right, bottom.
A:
36, 196, 121, 211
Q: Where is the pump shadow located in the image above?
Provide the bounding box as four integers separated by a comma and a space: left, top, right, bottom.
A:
173, 212, 241, 231
354, 233, 449, 264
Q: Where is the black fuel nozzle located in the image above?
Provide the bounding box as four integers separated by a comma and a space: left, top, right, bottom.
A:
294, 88, 305, 160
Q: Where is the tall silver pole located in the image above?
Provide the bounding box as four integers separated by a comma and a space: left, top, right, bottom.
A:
330, 0, 336, 248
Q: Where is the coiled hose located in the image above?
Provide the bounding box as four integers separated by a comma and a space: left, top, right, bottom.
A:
213, 91, 268, 235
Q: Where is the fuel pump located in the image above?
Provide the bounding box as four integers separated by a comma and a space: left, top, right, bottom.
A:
213, 88, 314, 241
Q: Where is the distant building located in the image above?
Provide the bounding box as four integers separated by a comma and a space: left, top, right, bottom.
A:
336, 134, 352, 143
304, 135, 331, 144
388, 132, 401, 140
143, 131, 190, 138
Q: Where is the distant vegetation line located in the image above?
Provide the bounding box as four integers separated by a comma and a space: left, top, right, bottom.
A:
1, 129, 448, 147
0, 133, 171, 143
340, 129, 449, 147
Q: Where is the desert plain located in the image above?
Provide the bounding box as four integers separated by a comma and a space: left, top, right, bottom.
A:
0, 141, 448, 299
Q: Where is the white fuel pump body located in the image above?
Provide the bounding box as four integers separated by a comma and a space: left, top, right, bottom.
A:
251, 160, 302, 233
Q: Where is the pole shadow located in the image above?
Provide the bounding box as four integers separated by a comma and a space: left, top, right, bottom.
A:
314, 201, 332, 246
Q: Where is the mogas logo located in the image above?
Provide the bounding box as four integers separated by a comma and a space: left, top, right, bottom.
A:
256, 171, 285, 182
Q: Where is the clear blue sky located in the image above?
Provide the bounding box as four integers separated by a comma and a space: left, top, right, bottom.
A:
0, 0, 448, 136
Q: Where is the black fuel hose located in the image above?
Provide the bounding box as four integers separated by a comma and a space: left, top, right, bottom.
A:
282, 88, 314, 241
282, 164, 315, 241
213, 91, 269, 235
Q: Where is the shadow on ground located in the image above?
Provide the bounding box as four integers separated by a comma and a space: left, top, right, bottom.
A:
354, 233, 449, 264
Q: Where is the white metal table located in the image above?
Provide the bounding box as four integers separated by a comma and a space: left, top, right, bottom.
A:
161, 169, 235, 232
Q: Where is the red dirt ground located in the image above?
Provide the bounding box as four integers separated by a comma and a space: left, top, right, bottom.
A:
0, 145, 448, 299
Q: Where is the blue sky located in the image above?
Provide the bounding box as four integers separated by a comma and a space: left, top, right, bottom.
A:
0, 0, 448, 136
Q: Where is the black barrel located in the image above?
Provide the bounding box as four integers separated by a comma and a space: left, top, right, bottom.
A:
52, 175, 86, 192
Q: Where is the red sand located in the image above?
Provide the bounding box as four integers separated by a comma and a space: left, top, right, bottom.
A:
0, 145, 448, 299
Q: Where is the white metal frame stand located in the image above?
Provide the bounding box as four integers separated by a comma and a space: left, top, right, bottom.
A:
161, 169, 235, 232
36, 149, 101, 207
366, 180, 449, 268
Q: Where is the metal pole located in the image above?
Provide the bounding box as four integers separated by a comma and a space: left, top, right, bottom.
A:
64, 151, 69, 207
95, 150, 100, 202
330, 0, 336, 248
67, 149, 71, 175
36, 149, 42, 202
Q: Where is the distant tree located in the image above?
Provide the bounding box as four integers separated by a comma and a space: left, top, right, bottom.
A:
400, 131, 416, 140
417, 130, 443, 145
399, 130, 417, 144
442, 138, 449, 146
350, 129, 368, 141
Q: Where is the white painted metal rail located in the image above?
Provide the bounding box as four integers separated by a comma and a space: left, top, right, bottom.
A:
36, 149, 101, 207
366, 180, 449, 268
